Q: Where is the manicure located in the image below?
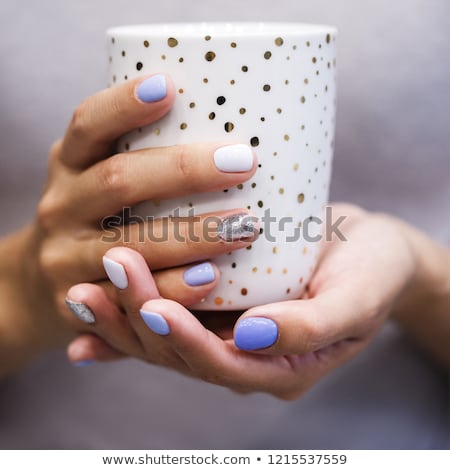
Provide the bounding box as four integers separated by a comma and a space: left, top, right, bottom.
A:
234, 317, 278, 351
217, 213, 259, 242
65, 299, 96, 324
139, 310, 170, 335
214, 144, 254, 172
103, 257, 128, 289
183, 262, 216, 286
136, 74, 167, 103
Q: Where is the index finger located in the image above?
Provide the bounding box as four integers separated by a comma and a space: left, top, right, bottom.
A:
60, 74, 175, 169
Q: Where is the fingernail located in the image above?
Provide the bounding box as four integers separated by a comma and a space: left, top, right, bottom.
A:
217, 213, 259, 242
139, 310, 170, 335
234, 317, 278, 351
65, 299, 95, 324
214, 144, 254, 172
103, 257, 128, 289
73, 360, 95, 367
136, 74, 167, 103
183, 262, 216, 286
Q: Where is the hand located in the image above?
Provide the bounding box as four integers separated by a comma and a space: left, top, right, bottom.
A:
67, 204, 439, 399
0, 74, 258, 375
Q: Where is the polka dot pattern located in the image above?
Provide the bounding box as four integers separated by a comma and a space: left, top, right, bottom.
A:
107, 23, 337, 310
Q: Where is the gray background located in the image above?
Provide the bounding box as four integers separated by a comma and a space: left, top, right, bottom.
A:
0, 0, 449, 449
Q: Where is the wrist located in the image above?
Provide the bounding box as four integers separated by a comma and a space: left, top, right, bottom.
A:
392, 219, 450, 366
0, 225, 70, 377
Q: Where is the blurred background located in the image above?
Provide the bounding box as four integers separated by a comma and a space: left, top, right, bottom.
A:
0, 0, 449, 449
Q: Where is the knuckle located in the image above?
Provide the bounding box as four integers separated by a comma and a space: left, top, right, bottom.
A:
299, 319, 322, 352
97, 153, 131, 197
37, 239, 65, 281
69, 100, 91, 139
37, 191, 61, 230
175, 145, 196, 189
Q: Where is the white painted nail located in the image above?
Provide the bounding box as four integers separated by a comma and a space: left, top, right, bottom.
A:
103, 256, 128, 289
213, 144, 254, 173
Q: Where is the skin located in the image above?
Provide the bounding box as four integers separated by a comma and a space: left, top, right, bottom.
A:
0, 74, 449, 399
0, 74, 258, 377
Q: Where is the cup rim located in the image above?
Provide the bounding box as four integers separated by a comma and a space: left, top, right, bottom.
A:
107, 22, 337, 38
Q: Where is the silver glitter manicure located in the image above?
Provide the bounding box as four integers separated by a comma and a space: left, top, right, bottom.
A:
217, 213, 259, 242
65, 299, 96, 324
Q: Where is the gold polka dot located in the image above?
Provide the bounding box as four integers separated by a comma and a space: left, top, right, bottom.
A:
312, 57, 317, 64
304, 78, 309, 84
209, 112, 215, 120
237, 183, 243, 190
239, 108, 246, 115
306, 41, 311, 47
283, 268, 288, 274
121, 50, 126, 57
203, 77, 208, 83
303, 246, 308, 255
300, 96, 306, 104
277, 108, 282, 114
279, 188, 285, 194
241, 65, 248, 72
154, 128, 161, 135
263, 84, 271, 92
284, 134, 290, 141
264, 51, 272, 59
293, 163, 299, 171
224, 122, 234, 132
205, 35, 211, 41
272, 246, 278, 254
267, 267, 272, 274
251, 182, 256, 188
112, 75, 116, 83
231, 42, 237, 48
270, 175, 275, 180
161, 54, 166, 60
143, 40, 150, 48
326, 33, 331, 44
241, 288, 248, 296
275, 37, 284, 46
168, 37, 178, 47
285, 80, 289, 85
178, 88, 184, 94
205, 51, 216, 61
189, 102, 195, 108
214, 297, 223, 305
257, 200, 263, 208
246, 245, 252, 250
111, 37, 115, 44
230, 79, 235, 85
180, 122, 187, 130
231, 262, 236, 268
286, 288, 291, 294
252, 267, 258, 273
298, 193, 305, 203
178, 57, 184, 63
228, 280, 233, 284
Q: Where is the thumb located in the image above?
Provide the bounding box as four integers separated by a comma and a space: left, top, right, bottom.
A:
233, 284, 371, 355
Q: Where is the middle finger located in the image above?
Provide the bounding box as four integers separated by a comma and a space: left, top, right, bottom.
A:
68, 142, 256, 223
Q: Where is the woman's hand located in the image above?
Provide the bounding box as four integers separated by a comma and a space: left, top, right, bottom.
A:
0, 74, 259, 376
66, 204, 450, 399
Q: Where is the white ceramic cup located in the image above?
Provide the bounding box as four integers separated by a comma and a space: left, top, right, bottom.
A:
106, 22, 337, 310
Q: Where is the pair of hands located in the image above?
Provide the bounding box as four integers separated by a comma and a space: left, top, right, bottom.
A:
20, 74, 422, 399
